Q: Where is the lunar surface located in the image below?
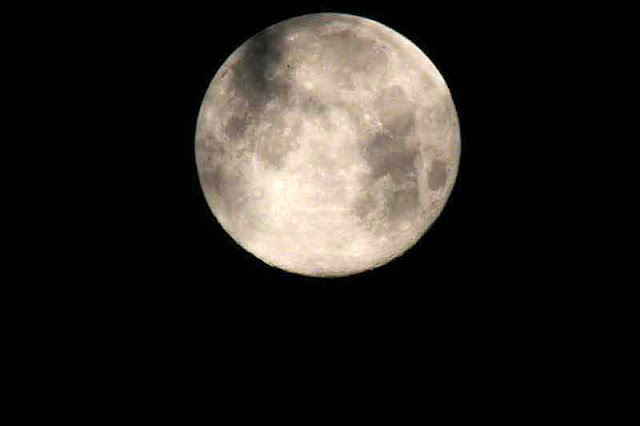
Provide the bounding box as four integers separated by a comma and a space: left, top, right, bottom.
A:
196, 13, 460, 277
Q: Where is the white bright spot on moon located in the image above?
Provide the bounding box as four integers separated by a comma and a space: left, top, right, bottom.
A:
195, 13, 460, 277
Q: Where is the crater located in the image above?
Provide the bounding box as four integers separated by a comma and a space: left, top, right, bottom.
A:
257, 138, 298, 169
301, 95, 328, 115
428, 159, 448, 190
374, 85, 413, 123
363, 112, 417, 183
195, 133, 227, 172
225, 114, 249, 140
388, 185, 419, 221
199, 165, 225, 195
255, 116, 302, 169
425, 102, 451, 130
213, 168, 252, 217
319, 29, 388, 76
353, 192, 377, 219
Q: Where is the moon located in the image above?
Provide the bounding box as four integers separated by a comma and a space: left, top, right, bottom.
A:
195, 13, 460, 277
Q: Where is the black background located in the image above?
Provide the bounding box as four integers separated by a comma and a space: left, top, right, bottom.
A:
17, 2, 620, 412
5, 2, 623, 414
9, 3, 624, 413
111, 2, 576, 339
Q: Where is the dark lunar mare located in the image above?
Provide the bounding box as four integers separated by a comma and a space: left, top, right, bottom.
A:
231, 29, 289, 106
228, 30, 292, 133
357, 87, 422, 224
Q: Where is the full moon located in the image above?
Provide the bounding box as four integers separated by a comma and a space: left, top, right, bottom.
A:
195, 13, 460, 277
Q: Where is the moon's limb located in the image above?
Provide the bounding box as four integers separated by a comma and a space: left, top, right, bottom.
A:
196, 13, 460, 277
